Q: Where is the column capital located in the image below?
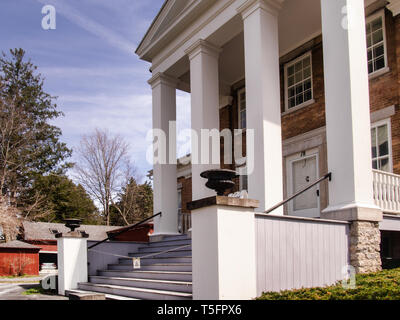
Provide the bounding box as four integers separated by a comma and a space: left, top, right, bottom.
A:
387, 0, 400, 16
184, 39, 222, 61
148, 72, 179, 89
237, 0, 283, 19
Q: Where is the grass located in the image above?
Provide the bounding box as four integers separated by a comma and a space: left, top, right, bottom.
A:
257, 267, 400, 300
22, 287, 56, 296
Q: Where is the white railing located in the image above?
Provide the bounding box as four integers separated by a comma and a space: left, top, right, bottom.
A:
182, 212, 192, 234
373, 169, 400, 214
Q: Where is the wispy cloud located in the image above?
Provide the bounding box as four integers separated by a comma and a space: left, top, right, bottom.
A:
36, 0, 135, 54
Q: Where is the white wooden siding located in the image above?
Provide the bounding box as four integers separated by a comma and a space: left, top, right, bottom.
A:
255, 214, 350, 295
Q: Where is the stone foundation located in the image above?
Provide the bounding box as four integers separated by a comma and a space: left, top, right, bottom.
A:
350, 221, 382, 273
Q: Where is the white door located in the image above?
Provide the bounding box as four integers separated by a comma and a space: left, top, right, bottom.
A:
287, 150, 320, 218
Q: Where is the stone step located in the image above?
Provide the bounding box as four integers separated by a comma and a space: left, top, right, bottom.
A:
119, 256, 192, 265
137, 244, 192, 253
66, 289, 137, 300
129, 249, 192, 258
108, 263, 192, 272
89, 276, 192, 293
78, 282, 192, 300
97, 270, 192, 282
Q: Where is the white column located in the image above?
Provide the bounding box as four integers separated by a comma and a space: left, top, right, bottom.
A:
57, 236, 88, 295
238, 0, 284, 213
185, 40, 221, 201
321, 0, 382, 221
148, 73, 179, 236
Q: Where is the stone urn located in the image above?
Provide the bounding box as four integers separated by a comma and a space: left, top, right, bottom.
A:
64, 218, 82, 232
200, 169, 237, 196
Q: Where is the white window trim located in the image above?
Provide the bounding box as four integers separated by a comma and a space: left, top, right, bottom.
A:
237, 87, 246, 129
371, 118, 393, 173
284, 51, 314, 113
366, 9, 389, 78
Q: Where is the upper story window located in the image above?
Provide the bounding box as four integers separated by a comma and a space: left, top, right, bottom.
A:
366, 11, 387, 75
284, 52, 313, 111
371, 118, 392, 172
238, 88, 246, 129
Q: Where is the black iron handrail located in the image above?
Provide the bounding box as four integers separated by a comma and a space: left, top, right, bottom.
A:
88, 212, 162, 250
264, 173, 332, 214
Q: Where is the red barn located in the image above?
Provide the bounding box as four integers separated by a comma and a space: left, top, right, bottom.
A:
0, 241, 40, 276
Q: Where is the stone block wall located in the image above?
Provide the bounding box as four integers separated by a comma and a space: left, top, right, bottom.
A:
350, 221, 382, 273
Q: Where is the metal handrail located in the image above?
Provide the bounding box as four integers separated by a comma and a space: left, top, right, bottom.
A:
264, 172, 332, 214
88, 212, 162, 250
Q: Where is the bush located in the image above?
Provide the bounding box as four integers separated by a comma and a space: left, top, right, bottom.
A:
257, 268, 400, 300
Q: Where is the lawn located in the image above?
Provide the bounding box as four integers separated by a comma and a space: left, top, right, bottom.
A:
257, 267, 400, 300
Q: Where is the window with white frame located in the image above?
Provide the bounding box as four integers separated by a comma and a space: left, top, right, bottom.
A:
238, 88, 246, 129
285, 52, 313, 111
177, 187, 183, 233
371, 119, 392, 172
366, 11, 387, 75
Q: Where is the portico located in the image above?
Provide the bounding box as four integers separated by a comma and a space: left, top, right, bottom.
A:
136, 0, 390, 238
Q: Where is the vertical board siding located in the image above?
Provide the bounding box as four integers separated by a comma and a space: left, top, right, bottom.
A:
255, 215, 350, 295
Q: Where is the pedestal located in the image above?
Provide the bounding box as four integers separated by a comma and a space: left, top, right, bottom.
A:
188, 196, 259, 300
56, 231, 89, 295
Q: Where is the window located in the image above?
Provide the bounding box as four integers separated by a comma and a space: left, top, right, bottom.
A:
177, 188, 182, 233
371, 119, 392, 172
237, 164, 248, 192
285, 52, 313, 111
366, 11, 387, 75
238, 88, 246, 129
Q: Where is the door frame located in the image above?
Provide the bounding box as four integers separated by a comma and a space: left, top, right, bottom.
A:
286, 148, 320, 218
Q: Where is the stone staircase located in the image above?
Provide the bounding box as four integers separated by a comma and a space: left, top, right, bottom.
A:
77, 234, 192, 300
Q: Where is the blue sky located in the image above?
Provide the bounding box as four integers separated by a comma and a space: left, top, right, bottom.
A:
0, 0, 191, 181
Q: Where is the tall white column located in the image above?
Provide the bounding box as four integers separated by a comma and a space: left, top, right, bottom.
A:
321, 0, 382, 221
148, 73, 179, 236
185, 40, 221, 201
238, 0, 284, 213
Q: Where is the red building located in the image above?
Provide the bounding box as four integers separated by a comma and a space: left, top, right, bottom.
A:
0, 240, 40, 276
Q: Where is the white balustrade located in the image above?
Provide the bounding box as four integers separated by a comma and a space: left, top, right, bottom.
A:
373, 170, 400, 213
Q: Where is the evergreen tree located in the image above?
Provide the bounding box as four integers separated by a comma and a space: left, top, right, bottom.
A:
0, 48, 72, 202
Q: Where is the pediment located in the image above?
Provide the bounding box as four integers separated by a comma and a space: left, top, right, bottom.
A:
137, 0, 193, 56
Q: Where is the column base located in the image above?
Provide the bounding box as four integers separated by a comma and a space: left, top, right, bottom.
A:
321, 203, 383, 222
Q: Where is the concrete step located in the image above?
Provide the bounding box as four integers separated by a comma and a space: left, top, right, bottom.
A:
97, 270, 192, 282
78, 282, 192, 300
108, 263, 192, 272
147, 239, 191, 247
119, 256, 192, 265
137, 244, 192, 253
89, 276, 192, 293
160, 234, 190, 241
66, 289, 137, 300
129, 249, 192, 258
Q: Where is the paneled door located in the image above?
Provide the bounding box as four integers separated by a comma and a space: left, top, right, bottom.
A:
286, 149, 320, 218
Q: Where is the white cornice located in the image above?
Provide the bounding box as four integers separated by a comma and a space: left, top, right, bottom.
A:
387, 0, 400, 16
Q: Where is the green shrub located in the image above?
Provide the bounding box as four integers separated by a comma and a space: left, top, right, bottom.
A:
257, 268, 400, 300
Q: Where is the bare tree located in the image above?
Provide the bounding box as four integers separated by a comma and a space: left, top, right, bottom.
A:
0, 196, 20, 241
75, 129, 136, 225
